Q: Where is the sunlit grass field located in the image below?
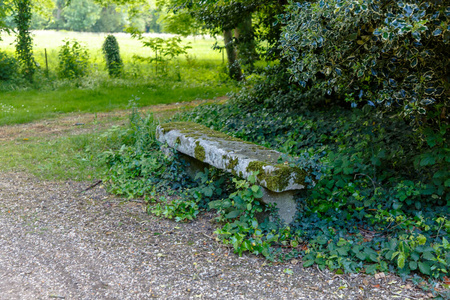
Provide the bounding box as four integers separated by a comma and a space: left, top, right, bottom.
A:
0, 31, 234, 125
0, 30, 225, 70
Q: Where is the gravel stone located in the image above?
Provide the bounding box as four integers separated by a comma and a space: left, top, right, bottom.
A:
0, 172, 431, 299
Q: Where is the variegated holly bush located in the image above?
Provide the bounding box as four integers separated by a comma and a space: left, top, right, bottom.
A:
280, 0, 448, 124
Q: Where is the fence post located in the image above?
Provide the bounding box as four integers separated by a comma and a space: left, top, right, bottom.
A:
44, 48, 49, 77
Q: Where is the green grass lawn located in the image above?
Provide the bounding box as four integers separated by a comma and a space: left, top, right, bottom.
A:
0, 80, 232, 125
0, 133, 107, 180
0, 31, 234, 125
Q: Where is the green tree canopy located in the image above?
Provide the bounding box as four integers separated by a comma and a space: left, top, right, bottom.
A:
154, 0, 288, 79
0, 0, 13, 39
63, 0, 101, 31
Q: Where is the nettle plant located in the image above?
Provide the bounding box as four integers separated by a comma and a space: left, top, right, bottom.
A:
280, 0, 449, 124
0, 51, 19, 81
57, 39, 90, 79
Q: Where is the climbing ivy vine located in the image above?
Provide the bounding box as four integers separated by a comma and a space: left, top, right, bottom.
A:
14, 0, 34, 82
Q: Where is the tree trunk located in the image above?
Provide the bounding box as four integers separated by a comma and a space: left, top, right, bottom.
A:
236, 13, 257, 72
223, 29, 241, 81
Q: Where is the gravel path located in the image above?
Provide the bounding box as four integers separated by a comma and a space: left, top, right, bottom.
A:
0, 172, 431, 299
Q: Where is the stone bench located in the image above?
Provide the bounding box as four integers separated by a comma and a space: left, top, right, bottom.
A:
155, 122, 308, 224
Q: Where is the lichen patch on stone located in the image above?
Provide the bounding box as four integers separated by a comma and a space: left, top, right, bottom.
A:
194, 141, 206, 162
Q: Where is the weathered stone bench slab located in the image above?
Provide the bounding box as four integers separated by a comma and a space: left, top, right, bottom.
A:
156, 122, 308, 223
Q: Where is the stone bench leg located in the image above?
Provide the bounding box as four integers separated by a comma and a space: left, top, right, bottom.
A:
173, 152, 298, 224
260, 188, 297, 224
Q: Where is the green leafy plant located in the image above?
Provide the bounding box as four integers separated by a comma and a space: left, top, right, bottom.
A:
150, 168, 227, 222
131, 34, 191, 74
101, 107, 185, 198
209, 173, 264, 223
0, 51, 19, 81
151, 195, 200, 222
210, 173, 299, 259
57, 39, 90, 79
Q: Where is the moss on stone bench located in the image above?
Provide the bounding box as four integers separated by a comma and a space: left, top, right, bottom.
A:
156, 122, 307, 193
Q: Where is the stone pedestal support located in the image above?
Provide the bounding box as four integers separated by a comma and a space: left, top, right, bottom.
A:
260, 188, 297, 224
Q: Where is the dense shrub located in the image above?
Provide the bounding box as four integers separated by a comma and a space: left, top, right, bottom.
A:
229, 64, 327, 112
183, 77, 448, 205
57, 39, 90, 79
102, 35, 123, 78
280, 0, 449, 126
0, 51, 19, 81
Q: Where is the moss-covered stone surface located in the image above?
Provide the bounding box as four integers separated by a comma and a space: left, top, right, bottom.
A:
246, 161, 307, 192
156, 121, 308, 192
